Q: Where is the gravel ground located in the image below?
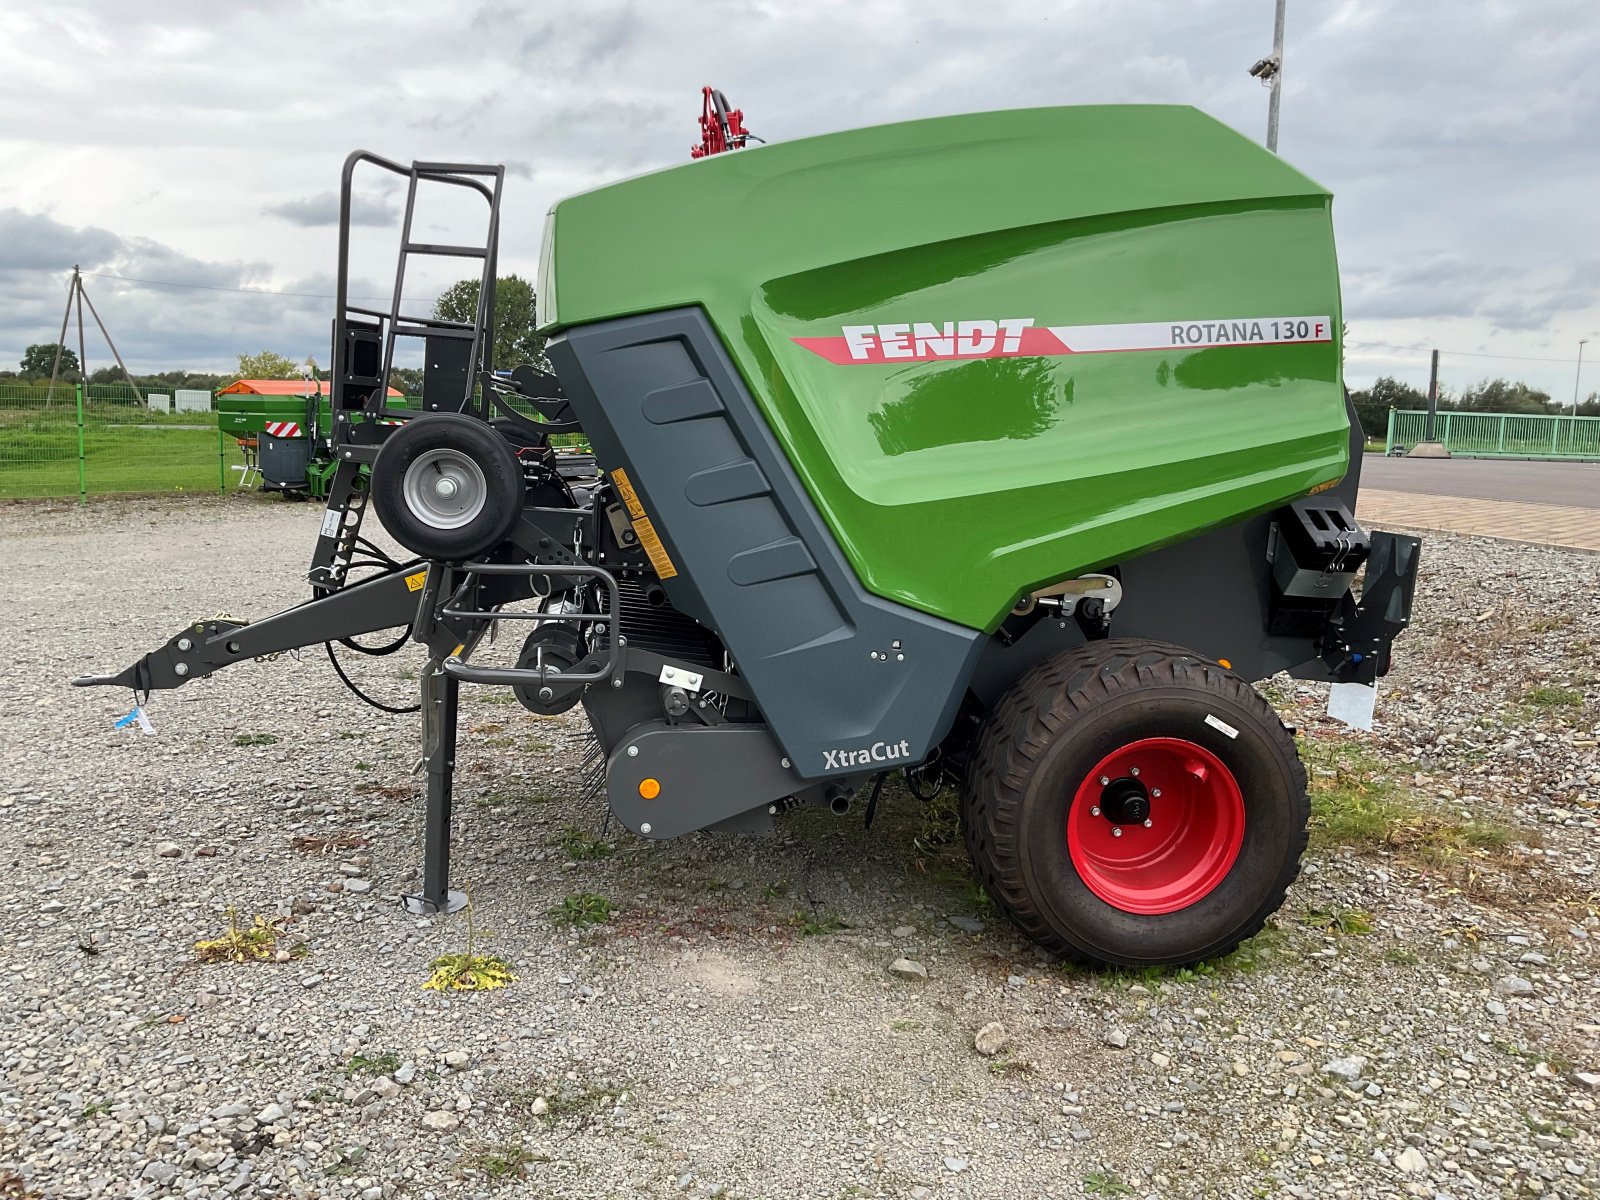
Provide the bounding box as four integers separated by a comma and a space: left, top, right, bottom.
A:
2, 496, 1597, 1200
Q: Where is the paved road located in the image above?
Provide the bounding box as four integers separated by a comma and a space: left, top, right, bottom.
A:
1361, 455, 1600, 509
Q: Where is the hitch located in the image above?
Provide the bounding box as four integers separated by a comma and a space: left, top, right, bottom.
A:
1320, 531, 1421, 685
73, 565, 430, 697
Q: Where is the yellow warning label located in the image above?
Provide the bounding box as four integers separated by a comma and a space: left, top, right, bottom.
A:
610, 468, 678, 580
631, 516, 678, 580
404, 568, 428, 592
1307, 476, 1344, 496
611, 467, 646, 520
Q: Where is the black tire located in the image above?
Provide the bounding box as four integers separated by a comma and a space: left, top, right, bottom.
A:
961, 638, 1308, 967
371, 415, 524, 560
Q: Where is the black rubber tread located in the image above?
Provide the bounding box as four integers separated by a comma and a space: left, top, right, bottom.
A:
370, 415, 524, 561
961, 638, 1309, 967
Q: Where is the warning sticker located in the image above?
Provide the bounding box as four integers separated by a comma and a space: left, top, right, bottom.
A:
611, 467, 646, 520
404, 568, 428, 593
610, 469, 679, 580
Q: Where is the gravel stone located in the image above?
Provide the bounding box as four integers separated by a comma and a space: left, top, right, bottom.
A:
887, 957, 927, 980
1322, 1056, 1367, 1082
1494, 974, 1535, 996
5, 501, 1599, 1199
973, 1022, 1008, 1057
1394, 1146, 1429, 1174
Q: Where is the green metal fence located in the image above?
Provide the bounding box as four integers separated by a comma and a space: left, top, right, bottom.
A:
0, 382, 227, 501
1385, 409, 1600, 461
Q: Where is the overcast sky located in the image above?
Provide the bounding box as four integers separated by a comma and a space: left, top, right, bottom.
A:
2, 0, 1596, 400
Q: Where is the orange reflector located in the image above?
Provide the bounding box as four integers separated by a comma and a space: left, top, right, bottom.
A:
1217, 658, 1232, 669
639, 778, 661, 800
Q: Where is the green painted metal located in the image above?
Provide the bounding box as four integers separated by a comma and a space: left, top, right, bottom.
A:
541, 105, 1348, 631
1387, 410, 1600, 461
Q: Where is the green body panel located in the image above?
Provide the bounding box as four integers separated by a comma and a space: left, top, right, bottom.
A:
541, 105, 1347, 632
216, 394, 409, 437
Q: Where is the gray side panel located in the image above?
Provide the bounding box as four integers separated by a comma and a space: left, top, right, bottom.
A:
608, 722, 796, 839
546, 309, 984, 779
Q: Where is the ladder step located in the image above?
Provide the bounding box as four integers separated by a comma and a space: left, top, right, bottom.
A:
397, 314, 475, 329
393, 324, 477, 341
402, 242, 487, 258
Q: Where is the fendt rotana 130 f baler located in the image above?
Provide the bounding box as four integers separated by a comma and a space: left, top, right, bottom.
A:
79, 105, 1419, 966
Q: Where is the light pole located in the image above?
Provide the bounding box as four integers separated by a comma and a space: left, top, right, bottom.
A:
1575, 339, 1588, 416
1248, 0, 1287, 152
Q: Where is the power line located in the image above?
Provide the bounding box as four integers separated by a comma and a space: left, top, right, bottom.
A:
1347, 339, 1590, 365
81, 270, 436, 305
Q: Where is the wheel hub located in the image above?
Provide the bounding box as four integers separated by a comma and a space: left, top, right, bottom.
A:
1067, 737, 1246, 915
402, 448, 488, 530
1097, 777, 1149, 825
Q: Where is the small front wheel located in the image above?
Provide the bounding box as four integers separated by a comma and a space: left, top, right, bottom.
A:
962, 639, 1308, 966
371, 415, 524, 560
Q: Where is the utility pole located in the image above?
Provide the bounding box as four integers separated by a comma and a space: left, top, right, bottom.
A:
1248, 0, 1287, 152
1425, 348, 1439, 441
46, 266, 143, 404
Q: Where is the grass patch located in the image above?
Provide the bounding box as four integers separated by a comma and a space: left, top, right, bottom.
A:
546, 825, 612, 861
1383, 945, 1418, 965
551, 892, 616, 928
233, 732, 278, 746
1301, 906, 1374, 936
794, 910, 849, 937
1302, 737, 1521, 861
344, 1051, 401, 1078
194, 907, 304, 964
462, 1140, 547, 1183
1523, 685, 1583, 710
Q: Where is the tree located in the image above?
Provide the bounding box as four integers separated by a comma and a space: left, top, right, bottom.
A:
1451, 378, 1553, 415
388, 366, 424, 396
1347, 376, 1424, 440
236, 350, 301, 379
20, 343, 79, 379
433, 274, 547, 371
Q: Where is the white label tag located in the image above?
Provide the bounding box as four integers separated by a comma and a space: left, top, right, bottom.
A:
1204, 713, 1239, 739
658, 664, 704, 693
115, 705, 156, 735
320, 509, 342, 538
1327, 682, 1377, 732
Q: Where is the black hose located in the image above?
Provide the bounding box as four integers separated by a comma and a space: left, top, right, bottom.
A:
324, 642, 421, 714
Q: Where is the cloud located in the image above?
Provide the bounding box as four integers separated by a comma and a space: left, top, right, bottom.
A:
0, 0, 1595, 382
265, 191, 398, 228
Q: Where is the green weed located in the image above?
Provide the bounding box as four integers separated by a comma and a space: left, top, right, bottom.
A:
794, 910, 848, 937
462, 1140, 547, 1183
1302, 906, 1374, 936
546, 826, 612, 861
344, 1051, 401, 1078
551, 892, 616, 928
1082, 1171, 1135, 1196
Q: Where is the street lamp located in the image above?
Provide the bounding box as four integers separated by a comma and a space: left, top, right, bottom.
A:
1575, 339, 1588, 416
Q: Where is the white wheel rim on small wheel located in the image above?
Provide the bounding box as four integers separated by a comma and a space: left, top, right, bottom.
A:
402, 448, 488, 530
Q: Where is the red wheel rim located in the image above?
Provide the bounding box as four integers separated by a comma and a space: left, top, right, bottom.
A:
1066, 737, 1245, 915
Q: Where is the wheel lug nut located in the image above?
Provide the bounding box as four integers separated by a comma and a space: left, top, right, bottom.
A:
1143, 818, 1153, 828
1099, 775, 1111, 786
1111, 826, 1123, 838
1151, 788, 1162, 798
1130, 767, 1140, 777
1089, 806, 1101, 817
